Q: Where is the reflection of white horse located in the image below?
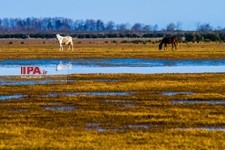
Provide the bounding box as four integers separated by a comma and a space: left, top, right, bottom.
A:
56, 34, 73, 51
56, 61, 72, 71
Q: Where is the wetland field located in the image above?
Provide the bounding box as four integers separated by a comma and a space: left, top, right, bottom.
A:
0, 38, 225, 149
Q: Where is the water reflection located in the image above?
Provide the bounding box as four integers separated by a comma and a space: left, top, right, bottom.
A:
56, 61, 72, 71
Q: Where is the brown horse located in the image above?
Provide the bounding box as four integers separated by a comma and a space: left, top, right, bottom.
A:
159, 36, 178, 50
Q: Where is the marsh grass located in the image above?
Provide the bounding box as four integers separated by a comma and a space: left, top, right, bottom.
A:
1, 39, 225, 59
1, 73, 225, 149
1, 38, 225, 148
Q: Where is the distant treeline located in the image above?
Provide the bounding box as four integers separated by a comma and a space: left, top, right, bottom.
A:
1, 31, 225, 43
0, 17, 225, 42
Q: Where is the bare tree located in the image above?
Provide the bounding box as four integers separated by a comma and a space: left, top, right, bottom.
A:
131, 23, 144, 31
96, 19, 105, 31
116, 23, 130, 30
143, 25, 152, 31
105, 21, 115, 30
166, 23, 176, 31
196, 23, 212, 31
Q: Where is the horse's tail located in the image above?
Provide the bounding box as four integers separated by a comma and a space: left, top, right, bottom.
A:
70, 37, 74, 51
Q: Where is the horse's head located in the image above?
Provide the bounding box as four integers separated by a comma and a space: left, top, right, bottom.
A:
56, 34, 60, 39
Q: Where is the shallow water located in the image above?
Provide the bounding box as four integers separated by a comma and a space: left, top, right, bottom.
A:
86, 122, 150, 132
0, 79, 70, 86
44, 106, 77, 111
0, 94, 23, 100
176, 127, 225, 131
70, 66, 225, 74
163, 91, 194, 96
1, 58, 225, 76
172, 100, 225, 104
1, 58, 225, 67
0, 92, 131, 101
46, 92, 131, 97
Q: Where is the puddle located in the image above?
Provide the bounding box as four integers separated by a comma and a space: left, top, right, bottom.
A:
176, 127, 225, 131
86, 122, 151, 132
87, 123, 225, 133
86, 122, 109, 132
126, 124, 150, 130
44, 106, 77, 111
41, 93, 59, 97
105, 100, 126, 103
95, 79, 120, 82
163, 91, 194, 96
172, 100, 225, 104
0, 94, 23, 100
200, 127, 225, 131
41, 92, 131, 97
53, 92, 131, 97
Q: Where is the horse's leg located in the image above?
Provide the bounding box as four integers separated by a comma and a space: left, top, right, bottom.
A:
171, 43, 174, 50
61, 44, 63, 51
59, 42, 63, 51
68, 42, 73, 51
67, 44, 70, 51
71, 42, 74, 51
174, 42, 177, 50
68, 43, 73, 51
68, 41, 73, 51
164, 44, 167, 50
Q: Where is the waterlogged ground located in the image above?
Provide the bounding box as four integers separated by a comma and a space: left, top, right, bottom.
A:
0, 73, 225, 149
1, 40, 225, 149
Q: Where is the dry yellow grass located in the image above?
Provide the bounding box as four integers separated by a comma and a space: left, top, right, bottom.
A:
0, 38, 225, 59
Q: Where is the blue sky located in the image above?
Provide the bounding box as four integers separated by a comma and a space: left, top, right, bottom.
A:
0, 0, 225, 30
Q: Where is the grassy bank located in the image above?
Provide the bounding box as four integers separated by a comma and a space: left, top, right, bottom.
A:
0, 38, 225, 59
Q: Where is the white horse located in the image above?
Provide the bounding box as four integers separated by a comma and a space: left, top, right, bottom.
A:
56, 34, 74, 51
